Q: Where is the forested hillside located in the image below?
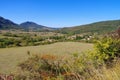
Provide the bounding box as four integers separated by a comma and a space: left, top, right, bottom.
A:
58, 20, 120, 34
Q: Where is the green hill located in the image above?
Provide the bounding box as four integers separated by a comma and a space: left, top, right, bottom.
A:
58, 20, 120, 34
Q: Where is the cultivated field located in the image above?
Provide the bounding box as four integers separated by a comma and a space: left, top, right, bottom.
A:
0, 42, 93, 74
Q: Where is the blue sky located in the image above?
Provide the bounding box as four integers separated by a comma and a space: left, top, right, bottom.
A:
0, 0, 120, 28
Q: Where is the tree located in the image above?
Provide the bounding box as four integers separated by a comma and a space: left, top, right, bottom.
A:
117, 27, 120, 37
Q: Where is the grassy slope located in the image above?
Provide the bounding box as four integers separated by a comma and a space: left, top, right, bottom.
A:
0, 42, 93, 74
59, 20, 120, 34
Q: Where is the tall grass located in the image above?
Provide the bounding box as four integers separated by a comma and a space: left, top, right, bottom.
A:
13, 52, 120, 80
0, 42, 93, 74
14, 37, 120, 80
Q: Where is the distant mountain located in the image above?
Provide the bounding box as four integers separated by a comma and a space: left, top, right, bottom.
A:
1, 16, 120, 33
0, 16, 19, 29
58, 20, 120, 34
20, 21, 57, 31
0, 16, 56, 31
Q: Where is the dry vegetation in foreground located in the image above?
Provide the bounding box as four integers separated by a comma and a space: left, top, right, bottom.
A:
0, 42, 93, 74
1, 30, 120, 80
14, 54, 120, 80
13, 36, 120, 80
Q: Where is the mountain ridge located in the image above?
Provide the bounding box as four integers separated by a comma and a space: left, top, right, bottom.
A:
0, 16, 19, 29
0, 16, 120, 34
0, 16, 54, 31
20, 21, 54, 31
58, 20, 120, 34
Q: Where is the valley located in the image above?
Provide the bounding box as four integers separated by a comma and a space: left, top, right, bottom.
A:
0, 16, 120, 80
0, 42, 93, 74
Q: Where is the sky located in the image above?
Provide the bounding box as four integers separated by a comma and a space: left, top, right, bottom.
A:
0, 0, 120, 28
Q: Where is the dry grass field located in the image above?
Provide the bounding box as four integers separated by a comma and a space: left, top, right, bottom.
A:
0, 42, 93, 74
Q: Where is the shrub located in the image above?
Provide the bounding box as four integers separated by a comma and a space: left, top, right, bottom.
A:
13, 33, 120, 80
93, 37, 120, 66
15, 54, 87, 80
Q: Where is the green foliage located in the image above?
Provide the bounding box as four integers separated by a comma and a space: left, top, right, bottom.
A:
3, 36, 120, 80
58, 20, 120, 35
0, 32, 66, 48
93, 37, 120, 65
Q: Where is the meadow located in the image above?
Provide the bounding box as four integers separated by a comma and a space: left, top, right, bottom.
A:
0, 42, 93, 74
